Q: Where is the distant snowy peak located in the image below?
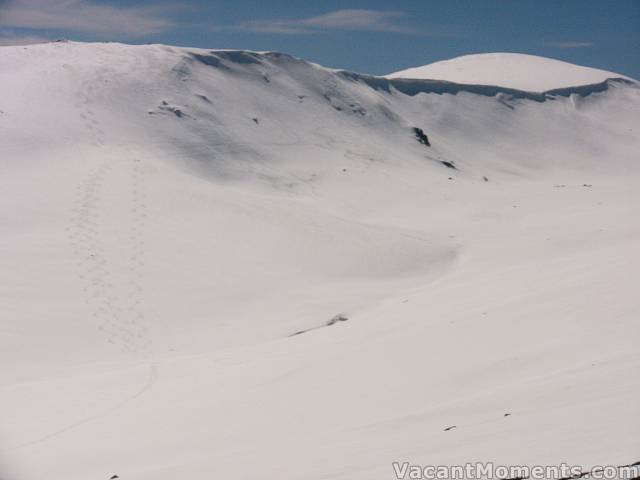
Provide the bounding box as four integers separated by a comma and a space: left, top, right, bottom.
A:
387, 53, 634, 92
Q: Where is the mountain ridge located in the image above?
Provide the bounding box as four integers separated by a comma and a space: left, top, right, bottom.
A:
2, 41, 635, 95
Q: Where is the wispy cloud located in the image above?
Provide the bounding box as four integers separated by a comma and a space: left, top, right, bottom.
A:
214, 9, 422, 35
0, 0, 178, 37
543, 41, 594, 49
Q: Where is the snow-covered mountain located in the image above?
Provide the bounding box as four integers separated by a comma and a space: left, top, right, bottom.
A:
1, 42, 639, 480
387, 52, 632, 91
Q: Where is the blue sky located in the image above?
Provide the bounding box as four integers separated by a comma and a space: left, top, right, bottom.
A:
1, 0, 638, 77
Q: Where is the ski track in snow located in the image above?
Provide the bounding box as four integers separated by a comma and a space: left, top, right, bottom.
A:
2, 365, 157, 452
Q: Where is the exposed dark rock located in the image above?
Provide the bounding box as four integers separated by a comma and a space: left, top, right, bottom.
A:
327, 314, 348, 326
149, 100, 191, 119
412, 127, 430, 146
441, 160, 456, 169
289, 314, 349, 337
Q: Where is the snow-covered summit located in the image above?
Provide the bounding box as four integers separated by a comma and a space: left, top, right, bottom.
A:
387, 52, 633, 92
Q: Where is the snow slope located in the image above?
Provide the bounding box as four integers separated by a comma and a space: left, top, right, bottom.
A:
387, 52, 633, 92
1, 42, 639, 480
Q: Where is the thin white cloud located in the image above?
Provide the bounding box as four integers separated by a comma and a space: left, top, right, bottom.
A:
0, 0, 178, 37
543, 41, 594, 49
214, 9, 422, 35
298, 9, 411, 33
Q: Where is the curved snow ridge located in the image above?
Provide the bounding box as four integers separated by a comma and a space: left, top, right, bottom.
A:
386, 53, 635, 92
341, 71, 636, 102
175, 46, 637, 101
178, 47, 637, 102
3, 42, 634, 101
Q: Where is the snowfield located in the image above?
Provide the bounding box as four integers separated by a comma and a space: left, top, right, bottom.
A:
387, 52, 632, 92
1, 42, 639, 480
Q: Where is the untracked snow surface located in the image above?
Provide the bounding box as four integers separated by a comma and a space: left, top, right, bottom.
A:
387, 53, 631, 92
1, 42, 639, 480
